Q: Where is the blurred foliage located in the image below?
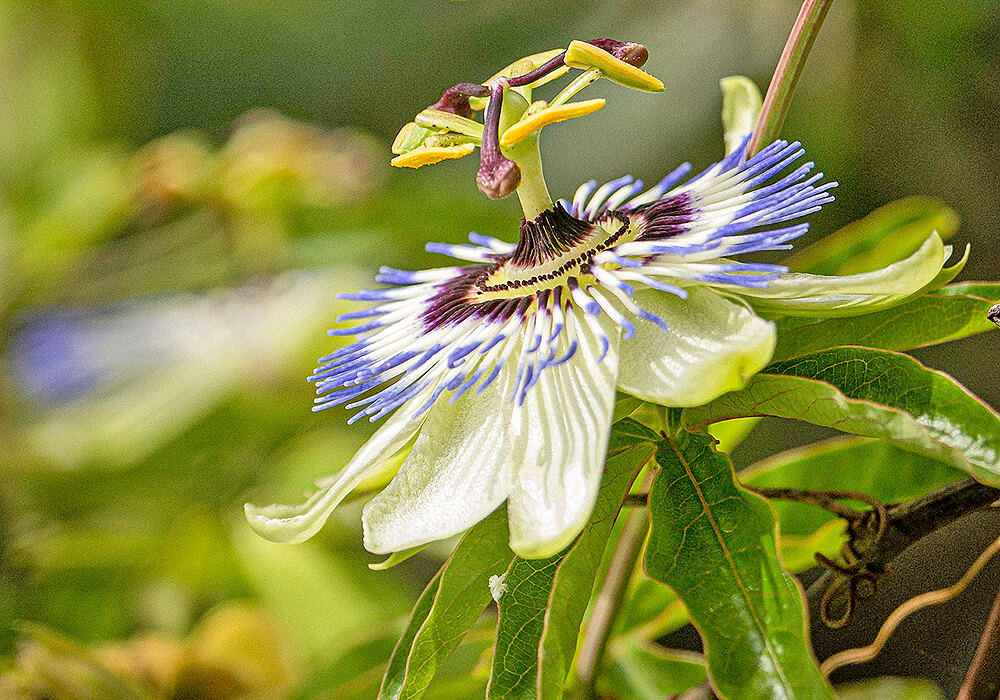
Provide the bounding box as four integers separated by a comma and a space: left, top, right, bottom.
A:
0, 0, 996, 697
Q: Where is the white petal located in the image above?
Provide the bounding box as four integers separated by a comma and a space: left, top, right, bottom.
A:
244, 385, 434, 543
361, 348, 523, 554
506, 313, 621, 558
617, 288, 775, 407
731, 233, 959, 316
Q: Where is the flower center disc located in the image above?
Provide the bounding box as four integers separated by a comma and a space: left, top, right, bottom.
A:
470, 207, 633, 303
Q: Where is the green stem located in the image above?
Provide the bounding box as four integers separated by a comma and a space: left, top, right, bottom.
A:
509, 135, 553, 220
746, 0, 833, 157
550, 68, 601, 107
575, 468, 656, 698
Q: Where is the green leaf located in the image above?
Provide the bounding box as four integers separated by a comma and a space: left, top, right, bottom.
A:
743, 437, 962, 535
603, 638, 707, 699
776, 520, 846, 572
708, 417, 760, 453
772, 292, 998, 362
611, 393, 644, 423
784, 196, 959, 275
618, 517, 843, 644
619, 509, 849, 643
935, 280, 1000, 300
380, 508, 513, 700
686, 347, 1000, 485
381, 573, 442, 700
617, 577, 681, 637
644, 431, 832, 700
487, 444, 654, 699
608, 416, 660, 450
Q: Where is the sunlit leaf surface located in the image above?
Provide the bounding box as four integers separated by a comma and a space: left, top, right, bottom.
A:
686, 347, 1000, 485
743, 436, 962, 534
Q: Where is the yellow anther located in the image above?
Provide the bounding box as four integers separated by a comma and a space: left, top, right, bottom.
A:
564, 40, 665, 93
390, 143, 476, 169
392, 122, 435, 155
415, 109, 484, 138
499, 99, 606, 147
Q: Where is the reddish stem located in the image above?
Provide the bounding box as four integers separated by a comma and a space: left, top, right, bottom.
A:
747, 0, 833, 157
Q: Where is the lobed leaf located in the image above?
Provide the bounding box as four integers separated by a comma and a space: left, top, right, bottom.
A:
783, 196, 958, 275
686, 347, 1000, 485
620, 514, 842, 642
772, 291, 998, 362
486, 443, 655, 699
644, 431, 831, 699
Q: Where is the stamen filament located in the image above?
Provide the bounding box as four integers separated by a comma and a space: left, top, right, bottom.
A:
550, 68, 602, 107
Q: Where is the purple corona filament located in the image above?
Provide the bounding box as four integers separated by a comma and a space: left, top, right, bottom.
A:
315, 140, 836, 418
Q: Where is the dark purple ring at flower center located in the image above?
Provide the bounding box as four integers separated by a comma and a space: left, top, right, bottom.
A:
419, 196, 695, 332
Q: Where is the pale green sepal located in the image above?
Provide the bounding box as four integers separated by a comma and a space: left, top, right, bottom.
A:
244, 386, 434, 544
720, 76, 762, 156
736, 233, 952, 317
617, 288, 776, 407
919, 243, 969, 294
340, 442, 411, 496
613, 393, 644, 423
368, 545, 428, 571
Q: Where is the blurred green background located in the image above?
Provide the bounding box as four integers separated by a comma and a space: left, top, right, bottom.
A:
0, 0, 997, 697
